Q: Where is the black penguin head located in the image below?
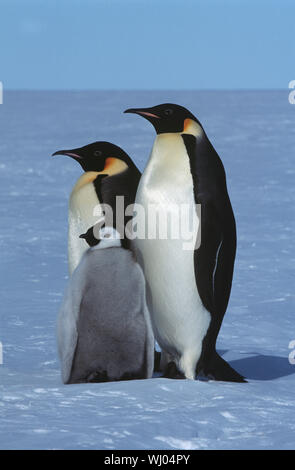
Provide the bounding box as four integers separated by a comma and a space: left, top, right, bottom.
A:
79, 226, 100, 247
124, 103, 201, 134
79, 224, 121, 247
52, 141, 134, 173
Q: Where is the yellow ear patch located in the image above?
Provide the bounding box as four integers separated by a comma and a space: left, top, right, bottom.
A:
101, 157, 128, 176
183, 118, 193, 133
182, 118, 203, 137
71, 159, 128, 196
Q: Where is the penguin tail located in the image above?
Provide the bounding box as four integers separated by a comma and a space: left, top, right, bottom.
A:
201, 352, 247, 383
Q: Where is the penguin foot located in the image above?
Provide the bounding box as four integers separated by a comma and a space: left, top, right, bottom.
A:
200, 353, 247, 383
163, 361, 185, 379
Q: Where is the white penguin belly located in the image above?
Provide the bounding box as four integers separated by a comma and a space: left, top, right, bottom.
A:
68, 175, 104, 275
133, 133, 211, 379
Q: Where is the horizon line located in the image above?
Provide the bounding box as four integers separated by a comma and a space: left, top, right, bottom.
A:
2, 88, 288, 92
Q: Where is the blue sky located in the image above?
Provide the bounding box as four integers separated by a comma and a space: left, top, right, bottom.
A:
0, 0, 293, 90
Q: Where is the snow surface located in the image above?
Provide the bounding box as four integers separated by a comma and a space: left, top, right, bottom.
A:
0, 90, 294, 450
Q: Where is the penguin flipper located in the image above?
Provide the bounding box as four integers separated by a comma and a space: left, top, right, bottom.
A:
201, 351, 247, 383
182, 132, 237, 330
57, 281, 80, 384
57, 255, 88, 384
193, 201, 240, 380
193, 199, 222, 315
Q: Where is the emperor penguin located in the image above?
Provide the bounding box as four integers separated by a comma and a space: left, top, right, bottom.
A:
52, 142, 141, 275
57, 225, 154, 384
124, 103, 245, 382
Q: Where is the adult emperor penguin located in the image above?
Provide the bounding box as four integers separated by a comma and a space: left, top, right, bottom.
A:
124, 103, 245, 382
52, 142, 141, 275
57, 225, 154, 384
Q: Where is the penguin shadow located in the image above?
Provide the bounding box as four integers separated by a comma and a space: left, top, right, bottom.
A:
133, 251, 294, 382
219, 350, 295, 381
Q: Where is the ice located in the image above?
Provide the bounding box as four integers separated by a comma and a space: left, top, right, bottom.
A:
0, 90, 294, 449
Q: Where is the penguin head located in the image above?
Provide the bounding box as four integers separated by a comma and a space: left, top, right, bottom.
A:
79, 225, 121, 248
79, 225, 100, 247
52, 141, 134, 174
124, 103, 201, 135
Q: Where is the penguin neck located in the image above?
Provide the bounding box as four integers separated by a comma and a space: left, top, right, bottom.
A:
91, 239, 121, 250
91, 227, 122, 250
181, 118, 203, 138
71, 171, 101, 195
71, 159, 129, 196
154, 119, 203, 145
102, 157, 129, 176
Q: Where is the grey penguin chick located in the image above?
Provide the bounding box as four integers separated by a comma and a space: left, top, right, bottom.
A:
57, 225, 154, 384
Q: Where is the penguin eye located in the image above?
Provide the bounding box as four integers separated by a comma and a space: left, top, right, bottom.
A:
164, 108, 173, 116
94, 150, 102, 157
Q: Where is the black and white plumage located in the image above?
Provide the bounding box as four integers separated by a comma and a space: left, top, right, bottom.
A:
124, 103, 245, 382
57, 226, 154, 384
52, 142, 141, 274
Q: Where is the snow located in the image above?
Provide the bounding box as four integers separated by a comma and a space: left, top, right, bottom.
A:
0, 90, 295, 450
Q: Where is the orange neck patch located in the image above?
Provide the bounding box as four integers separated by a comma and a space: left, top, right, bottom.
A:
182, 118, 203, 137
71, 159, 129, 195
102, 157, 128, 176
183, 118, 194, 133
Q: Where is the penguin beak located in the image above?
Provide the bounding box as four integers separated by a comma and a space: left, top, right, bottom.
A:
79, 233, 87, 239
52, 149, 83, 160
124, 108, 160, 119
